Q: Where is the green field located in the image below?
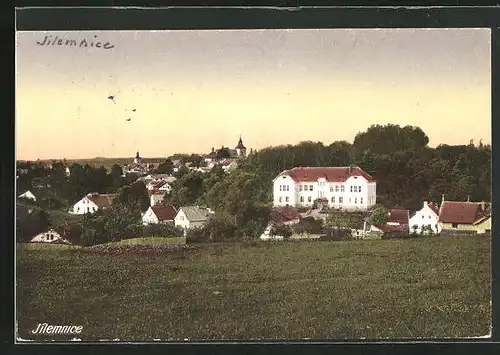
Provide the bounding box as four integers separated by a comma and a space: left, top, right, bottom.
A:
16, 234, 491, 341
104, 236, 186, 245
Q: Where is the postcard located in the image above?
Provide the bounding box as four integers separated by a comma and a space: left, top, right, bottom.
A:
15, 26, 491, 342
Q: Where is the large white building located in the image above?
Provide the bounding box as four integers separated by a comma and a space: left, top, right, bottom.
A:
272, 166, 376, 211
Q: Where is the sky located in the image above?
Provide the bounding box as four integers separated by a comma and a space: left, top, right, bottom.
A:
16, 28, 491, 160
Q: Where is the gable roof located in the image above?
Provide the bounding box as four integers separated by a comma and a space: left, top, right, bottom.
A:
388, 209, 409, 224
179, 206, 212, 222
374, 224, 408, 233
278, 166, 375, 183
151, 205, 178, 221
86, 193, 117, 208
439, 201, 490, 224
270, 206, 301, 224
427, 202, 440, 215
222, 159, 234, 166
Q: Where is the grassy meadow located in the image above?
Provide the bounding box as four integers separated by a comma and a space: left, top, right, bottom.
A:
16, 234, 490, 341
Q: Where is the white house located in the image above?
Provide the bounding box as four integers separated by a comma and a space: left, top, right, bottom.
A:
409, 201, 441, 234
71, 193, 117, 215
272, 166, 376, 211
149, 191, 166, 207
18, 190, 36, 201
142, 205, 178, 225
221, 159, 238, 173
174, 206, 214, 233
30, 229, 70, 244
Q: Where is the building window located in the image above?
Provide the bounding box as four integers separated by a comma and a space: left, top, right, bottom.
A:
354, 186, 358, 192
428, 215, 431, 219
287, 185, 290, 191
308, 196, 312, 203
360, 197, 363, 204
339, 197, 343, 204
330, 186, 333, 192
285, 197, 289, 203
354, 197, 357, 204
349, 198, 351, 203
452, 223, 458, 228
341, 185, 345, 192
350, 186, 353, 192
279, 185, 282, 191
304, 185, 308, 191
358, 186, 361, 192
331, 196, 335, 203
279, 197, 282, 203
335, 185, 339, 192
77, 207, 80, 212
309, 185, 313, 191
300, 196, 304, 202
299, 185, 302, 191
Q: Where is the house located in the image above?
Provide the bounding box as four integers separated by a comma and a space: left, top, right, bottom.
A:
439, 198, 491, 234
273, 165, 376, 211
142, 205, 178, 225
174, 206, 214, 233
30, 229, 71, 244
221, 159, 238, 173
65, 166, 71, 177
71, 193, 117, 215
149, 190, 166, 207
260, 206, 302, 240
270, 206, 302, 225
409, 201, 441, 234
370, 209, 410, 235
123, 152, 161, 175
18, 190, 36, 201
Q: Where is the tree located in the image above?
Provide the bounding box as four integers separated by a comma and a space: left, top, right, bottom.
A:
369, 205, 389, 226
154, 159, 174, 175
269, 224, 292, 239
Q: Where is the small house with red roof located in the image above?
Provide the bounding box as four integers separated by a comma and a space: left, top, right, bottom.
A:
409, 201, 441, 234
221, 159, 238, 173
370, 209, 410, 235
272, 165, 376, 211
438, 197, 491, 234
142, 205, 178, 225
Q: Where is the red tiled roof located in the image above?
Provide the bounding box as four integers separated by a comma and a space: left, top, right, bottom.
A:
270, 206, 301, 223
87, 194, 117, 208
280, 166, 375, 183
151, 181, 167, 188
388, 209, 409, 224
222, 159, 234, 166
151, 205, 177, 221
439, 202, 487, 224
374, 224, 407, 233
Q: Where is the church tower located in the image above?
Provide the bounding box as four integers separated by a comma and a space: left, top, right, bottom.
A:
134, 151, 142, 164
235, 136, 247, 158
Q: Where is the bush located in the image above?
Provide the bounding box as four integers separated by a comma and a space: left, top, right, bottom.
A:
269, 224, 293, 239
141, 223, 184, 238
321, 227, 353, 241
186, 227, 210, 244
293, 217, 323, 235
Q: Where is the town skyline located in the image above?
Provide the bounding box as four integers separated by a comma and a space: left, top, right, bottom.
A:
16, 28, 491, 160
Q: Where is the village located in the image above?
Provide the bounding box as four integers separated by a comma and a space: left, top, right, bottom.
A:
16, 133, 491, 246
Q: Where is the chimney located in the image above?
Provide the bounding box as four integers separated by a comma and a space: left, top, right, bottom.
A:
481, 201, 486, 211
441, 194, 445, 205
467, 196, 471, 202
212, 147, 215, 153
423, 201, 428, 208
